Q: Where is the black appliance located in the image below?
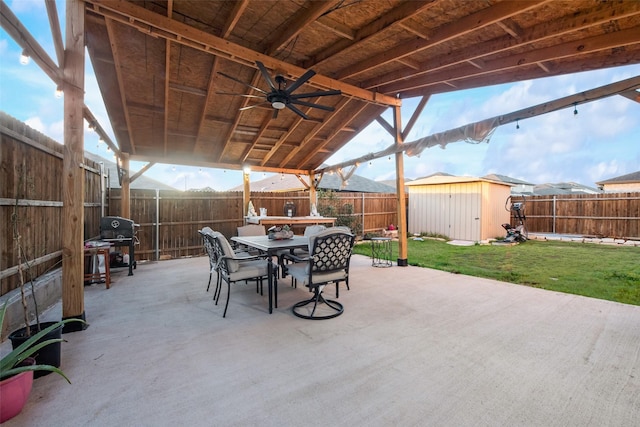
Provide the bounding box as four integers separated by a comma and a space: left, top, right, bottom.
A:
100, 216, 138, 275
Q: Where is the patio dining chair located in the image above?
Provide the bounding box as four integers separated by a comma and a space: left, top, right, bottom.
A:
283, 228, 355, 320
236, 224, 266, 255
207, 233, 276, 318
278, 224, 326, 280
198, 228, 221, 298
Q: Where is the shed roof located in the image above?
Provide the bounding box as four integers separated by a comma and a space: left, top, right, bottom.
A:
80, 0, 640, 175
406, 175, 511, 187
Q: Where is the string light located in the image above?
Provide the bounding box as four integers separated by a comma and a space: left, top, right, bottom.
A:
573, 103, 578, 117
516, 119, 520, 130
19, 50, 29, 65
54, 86, 63, 98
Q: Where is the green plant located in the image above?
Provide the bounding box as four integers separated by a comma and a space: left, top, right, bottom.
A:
317, 190, 362, 236
0, 303, 84, 382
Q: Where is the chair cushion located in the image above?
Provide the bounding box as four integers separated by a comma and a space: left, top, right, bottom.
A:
227, 259, 269, 282
217, 235, 241, 272
286, 264, 346, 287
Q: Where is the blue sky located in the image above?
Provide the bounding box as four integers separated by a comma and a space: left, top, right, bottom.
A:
1, 0, 639, 191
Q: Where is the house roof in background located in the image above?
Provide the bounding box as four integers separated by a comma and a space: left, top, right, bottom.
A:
83, 151, 178, 190
532, 182, 602, 195
229, 172, 395, 193
596, 170, 640, 185
482, 173, 534, 186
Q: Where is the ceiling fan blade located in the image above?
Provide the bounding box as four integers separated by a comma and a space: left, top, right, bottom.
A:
285, 69, 316, 94
290, 99, 335, 111
216, 92, 264, 99
256, 61, 277, 91
217, 72, 268, 94
290, 89, 342, 99
239, 102, 269, 111
286, 103, 309, 120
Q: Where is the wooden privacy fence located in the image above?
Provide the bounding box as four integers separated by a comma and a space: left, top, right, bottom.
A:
1, 112, 105, 295
106, 189, 398, 261
512, 193, 640, 238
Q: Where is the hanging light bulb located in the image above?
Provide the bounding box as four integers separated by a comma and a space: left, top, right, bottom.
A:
19, 49, 30, 65
54, 86, 63, 98
516, 119, 520, 130
573, 103, 578, 117
388, 156, 392, 161
368, 161, 372, 167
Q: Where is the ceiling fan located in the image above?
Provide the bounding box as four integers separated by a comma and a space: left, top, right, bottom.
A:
217, 61, 341, 120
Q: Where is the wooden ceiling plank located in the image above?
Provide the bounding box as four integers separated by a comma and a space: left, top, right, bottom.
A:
86, 0, 399, 107
267, 0, 340, 55
363, 0, 640, 90
306, 0, 436, 68
168, 82, 207, 97
104, 18, 136, 154
383, 26, 640, 95
335, 0, 548, 80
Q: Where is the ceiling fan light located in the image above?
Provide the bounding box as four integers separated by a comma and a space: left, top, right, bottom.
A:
272, 101, 286, 110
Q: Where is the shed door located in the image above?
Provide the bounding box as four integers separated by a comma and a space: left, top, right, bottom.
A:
448, 182, 481, 241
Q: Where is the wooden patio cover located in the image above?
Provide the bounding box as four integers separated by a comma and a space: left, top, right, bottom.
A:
82, 0, 640, 175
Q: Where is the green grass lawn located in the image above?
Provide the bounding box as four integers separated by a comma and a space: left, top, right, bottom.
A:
353, 238, 640, 306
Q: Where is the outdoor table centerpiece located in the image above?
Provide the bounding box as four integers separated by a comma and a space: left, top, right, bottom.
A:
268, 225, 294, 240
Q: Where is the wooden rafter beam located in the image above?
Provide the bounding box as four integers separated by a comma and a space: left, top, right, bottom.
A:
0, 1, 62, 84
316, 76, 640, 175
163, 1, 173, 156
335, 0, 547, 80
382, 26, 640, 95
84, 0, 399, 107
279, 97, 351, 169
363, 1, 640, 90
193, 56, 221, 156
129, 162, 155, 183
104, 18, 136, 154
221, 0, 247, 39
619, 89, 640, 103
45, 0, 64, 67
305, 0, 436, 69
268, 0, 340, 55
83, 105, 121, 156
241, 113, 273, 163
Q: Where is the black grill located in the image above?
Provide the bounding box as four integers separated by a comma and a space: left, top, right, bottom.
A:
100, 216, 135, 240
99, 216, 137, 276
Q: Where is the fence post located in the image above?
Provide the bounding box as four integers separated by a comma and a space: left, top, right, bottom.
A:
155, 189, 160, 261
362, 193, 365, 235
552, 195, 556, 234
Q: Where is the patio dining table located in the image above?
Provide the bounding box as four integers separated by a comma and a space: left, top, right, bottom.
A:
231, 235, 309, 314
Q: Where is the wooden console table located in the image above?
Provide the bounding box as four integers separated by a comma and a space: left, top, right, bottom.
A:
245, 216, 336, 228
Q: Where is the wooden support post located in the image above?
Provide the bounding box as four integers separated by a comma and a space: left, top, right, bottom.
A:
61, 0, 87, 329
243, 169, 251, 216
309, 172, 317, 211
120, 154, 131, 219
393, 105, 408, 266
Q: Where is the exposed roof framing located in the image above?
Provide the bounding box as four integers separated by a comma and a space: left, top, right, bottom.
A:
76, 0, 640, 175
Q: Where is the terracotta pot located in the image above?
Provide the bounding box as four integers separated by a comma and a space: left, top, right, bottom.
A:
0, 358, 35, 423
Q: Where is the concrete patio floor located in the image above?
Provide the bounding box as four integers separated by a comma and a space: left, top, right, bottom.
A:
2, 254, 639, 426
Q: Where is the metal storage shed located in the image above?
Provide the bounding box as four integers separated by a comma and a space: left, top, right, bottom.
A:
407, 176, 511, 242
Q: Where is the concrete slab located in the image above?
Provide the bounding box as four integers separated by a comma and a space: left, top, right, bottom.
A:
2, 255, 639, 426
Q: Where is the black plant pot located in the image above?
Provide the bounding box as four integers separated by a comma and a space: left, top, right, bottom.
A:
9, 321, 63, 378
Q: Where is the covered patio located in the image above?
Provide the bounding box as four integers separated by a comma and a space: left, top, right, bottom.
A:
4, 254, 639, 426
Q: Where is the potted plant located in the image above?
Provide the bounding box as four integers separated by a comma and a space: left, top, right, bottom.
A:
0, 303, 84, 422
